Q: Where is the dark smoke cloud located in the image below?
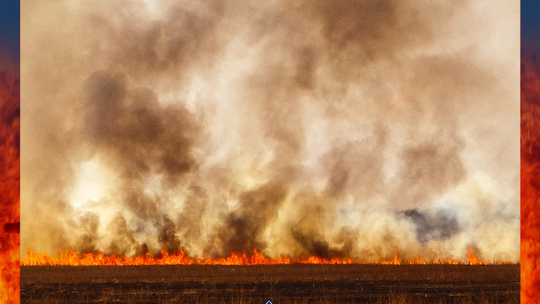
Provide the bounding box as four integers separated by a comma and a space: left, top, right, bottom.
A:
157, 215, 182, 254
208, 183, 287, 256
401, 209, 460, 243
288, 193, 352, 259
81, 70, 198, 225
21, 0, 519, 262
83, 71, 197, 183
105, 213, 137, 256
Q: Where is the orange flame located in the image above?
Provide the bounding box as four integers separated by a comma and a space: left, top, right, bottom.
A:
0, 66, 20, 303
466, 246, 486, 266
521, 48, 540, 303
21, 247, 504, 267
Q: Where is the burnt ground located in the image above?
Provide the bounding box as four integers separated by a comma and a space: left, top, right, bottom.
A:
20, 264, 519, 303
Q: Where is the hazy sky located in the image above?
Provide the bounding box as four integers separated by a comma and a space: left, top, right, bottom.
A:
0, 1, 20, 66
522, 1, 540, 45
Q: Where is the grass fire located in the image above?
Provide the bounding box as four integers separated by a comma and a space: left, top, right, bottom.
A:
22, 246, 494, 267
21, 0, 519, 303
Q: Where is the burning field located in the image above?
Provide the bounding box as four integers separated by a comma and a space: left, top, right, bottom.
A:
20, 247, 520, 303
21, 0, 519, 303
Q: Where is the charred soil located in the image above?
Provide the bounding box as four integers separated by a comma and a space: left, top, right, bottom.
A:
21, 264, 519, 303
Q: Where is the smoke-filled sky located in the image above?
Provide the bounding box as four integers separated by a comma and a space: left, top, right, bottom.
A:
21, 0, 519, 262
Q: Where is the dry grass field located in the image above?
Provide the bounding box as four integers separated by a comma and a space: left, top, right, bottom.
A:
20, 264, 519, 303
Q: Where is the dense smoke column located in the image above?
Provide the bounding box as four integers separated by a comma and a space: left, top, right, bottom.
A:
21, 0, 519, 262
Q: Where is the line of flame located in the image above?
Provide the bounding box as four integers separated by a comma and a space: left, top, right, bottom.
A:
20, 247, 510, 267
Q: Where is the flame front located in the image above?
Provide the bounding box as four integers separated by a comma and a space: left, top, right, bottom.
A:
0, 67, 20, 303
21, 247, 502, 267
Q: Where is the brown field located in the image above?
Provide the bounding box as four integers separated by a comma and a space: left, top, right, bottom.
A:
20, 264, 519, 303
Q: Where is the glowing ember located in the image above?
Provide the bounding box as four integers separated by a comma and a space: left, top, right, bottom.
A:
0, 66, 20, 303
521, 48, 540, 303
21, 246, 506, 267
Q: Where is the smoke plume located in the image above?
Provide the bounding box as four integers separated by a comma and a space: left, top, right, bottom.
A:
21, 0, 519, 262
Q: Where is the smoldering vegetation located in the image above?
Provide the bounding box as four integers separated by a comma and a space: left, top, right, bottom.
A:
21, 0, 519, 262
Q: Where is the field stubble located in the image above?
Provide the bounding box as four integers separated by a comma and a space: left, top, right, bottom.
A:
20, 264, 519, 303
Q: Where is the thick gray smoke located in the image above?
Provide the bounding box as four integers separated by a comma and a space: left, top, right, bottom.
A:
401, 209, 460, 244
21, 0, 519, 262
